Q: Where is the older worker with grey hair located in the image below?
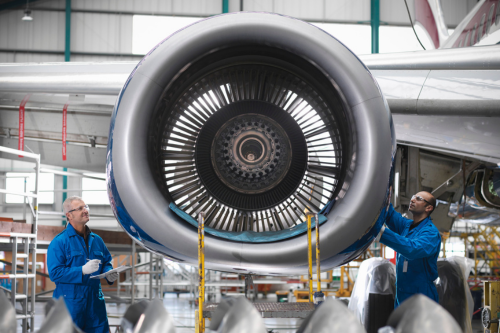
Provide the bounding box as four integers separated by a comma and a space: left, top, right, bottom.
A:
47, 196, 117, 333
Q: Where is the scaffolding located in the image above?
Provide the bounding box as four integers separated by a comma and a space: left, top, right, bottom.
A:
110, 241, 166, 303
459, 225, 500, 280
0, 145, 40, 333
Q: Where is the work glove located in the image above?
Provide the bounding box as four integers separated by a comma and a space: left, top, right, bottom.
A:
106, 272, 119, 283
82, 259, 100, 275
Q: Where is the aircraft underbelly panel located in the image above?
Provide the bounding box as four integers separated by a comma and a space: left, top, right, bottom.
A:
393, 114, 500, 164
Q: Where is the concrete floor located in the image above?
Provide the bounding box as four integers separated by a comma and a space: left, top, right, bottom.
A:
18, 294, 302, 333
17, 296, 485, 333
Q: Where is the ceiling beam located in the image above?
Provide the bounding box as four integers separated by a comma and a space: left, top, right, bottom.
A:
0, 0, 45, 12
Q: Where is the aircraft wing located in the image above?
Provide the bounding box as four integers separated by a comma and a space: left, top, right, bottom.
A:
360, 45, 500, 165
1, 45, 500, 171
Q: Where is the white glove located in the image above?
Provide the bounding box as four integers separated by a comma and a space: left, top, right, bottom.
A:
106, 272, 119, 283
82, 259, 100, 275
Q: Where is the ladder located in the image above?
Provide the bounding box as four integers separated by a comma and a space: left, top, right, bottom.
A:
0, 145, 40, 332
0, 232, 38, 332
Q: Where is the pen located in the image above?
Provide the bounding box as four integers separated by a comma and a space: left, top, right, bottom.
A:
86, 259, 101, 263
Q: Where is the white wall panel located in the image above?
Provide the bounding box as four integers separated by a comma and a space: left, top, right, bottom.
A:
71, 0, 222, 16
0, 52, 63, 63
274, 0, 326, 21
31, 0, 65, 9
27, 0, 472, 27
380, 0, 415, 26
0, 9, 65, 51
274, 0, 325, 20
71, 55, 142, 62
0, 0, 474, 64
324, 0, 370, 22
171, 0, 221, 15
228, 0, 242, 12
8, 53, 64, 62
441, 0, 476, 28
241, 1, 274, 13
71, 12, 133, 53
0, 52, 15, 63
222, 0, 370, 24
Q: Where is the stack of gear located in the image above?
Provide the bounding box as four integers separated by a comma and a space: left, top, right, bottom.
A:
381, 294, 462, 333
435, 256, 474, 333
0, 290, 16, 333
37, 298, 83, 333
208, 297, 267, 333
119, 299, 176, 333
348, 257, 396, 333
297, 298, 366, 333
120, 300, 150, 333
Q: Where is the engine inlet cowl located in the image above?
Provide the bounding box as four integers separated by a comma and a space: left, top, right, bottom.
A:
107, 12, 395, 274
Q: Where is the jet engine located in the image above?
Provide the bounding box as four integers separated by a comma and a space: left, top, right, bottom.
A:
106, 12, 395, 274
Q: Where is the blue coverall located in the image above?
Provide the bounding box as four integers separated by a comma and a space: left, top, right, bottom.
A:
47, 223, 114, 333
380, 204, 441, 307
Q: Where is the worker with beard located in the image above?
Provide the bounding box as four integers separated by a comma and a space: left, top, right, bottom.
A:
48, 196, 118, 333
376, 191, 441, 307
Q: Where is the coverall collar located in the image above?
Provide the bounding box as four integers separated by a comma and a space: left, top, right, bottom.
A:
66, 222, 92, 237
408, 216, 433, 234
66, 223, 95, 256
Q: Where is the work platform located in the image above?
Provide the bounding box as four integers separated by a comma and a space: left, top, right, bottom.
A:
203, 302, 315, 318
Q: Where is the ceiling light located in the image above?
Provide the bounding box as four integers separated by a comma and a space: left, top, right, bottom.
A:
22, 9, 33, 21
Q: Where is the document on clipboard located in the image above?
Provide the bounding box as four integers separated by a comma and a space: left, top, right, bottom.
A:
90, 265, 132, 279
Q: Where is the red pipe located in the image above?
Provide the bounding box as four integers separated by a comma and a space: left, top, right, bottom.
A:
42, 254, 47, 290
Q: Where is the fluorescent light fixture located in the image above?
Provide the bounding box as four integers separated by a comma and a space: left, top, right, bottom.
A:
22, 9, 33, 21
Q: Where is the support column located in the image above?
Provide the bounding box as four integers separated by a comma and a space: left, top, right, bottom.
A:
0, 172, 5, 213
393, 147, 402, 209
222, 0, 229, 13
149, 252, 153, 300
407, 147, 421, 196
65, 0, 71, 62
131, 241, 136, 303
371, 0, 380, 54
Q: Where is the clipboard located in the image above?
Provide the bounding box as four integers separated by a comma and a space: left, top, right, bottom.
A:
90, 265, 132, 279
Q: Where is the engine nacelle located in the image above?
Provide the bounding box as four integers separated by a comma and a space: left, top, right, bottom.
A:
107, 12, 395, 274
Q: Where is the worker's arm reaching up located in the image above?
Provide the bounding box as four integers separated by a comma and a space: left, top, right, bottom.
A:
384, 203, 412, 235
380, 224, 441, 260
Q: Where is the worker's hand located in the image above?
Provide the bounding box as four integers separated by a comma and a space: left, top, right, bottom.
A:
106, 272, 119, 283
82, 259, 100, 275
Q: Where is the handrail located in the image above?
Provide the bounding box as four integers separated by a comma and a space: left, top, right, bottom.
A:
0, 146, 40, 160
0, 189, 37, 198
40, 168, 105, 180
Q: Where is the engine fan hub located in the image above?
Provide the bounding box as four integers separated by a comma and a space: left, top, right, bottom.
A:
194, 99, 309, 211
212, 114, 292, 194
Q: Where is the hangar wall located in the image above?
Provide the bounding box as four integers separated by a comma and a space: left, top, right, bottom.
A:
0, 0, 478, 63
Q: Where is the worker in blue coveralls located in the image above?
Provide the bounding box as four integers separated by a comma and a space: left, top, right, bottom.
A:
48, 196, 118, 333
376, 191, 441, 308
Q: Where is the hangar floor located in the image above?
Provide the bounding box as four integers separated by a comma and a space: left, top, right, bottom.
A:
20, 294, 303, 332
18, 295, 486, 332
15, 295, 488, 332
